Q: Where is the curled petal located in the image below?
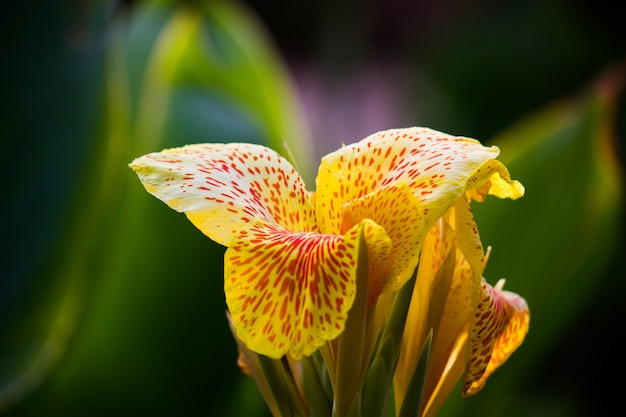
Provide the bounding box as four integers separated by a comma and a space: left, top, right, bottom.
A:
129, 143, 316, 246
316, 127, 507, 234
225, 219, 389, 359
462, 279, 530, 396
452, 196, 486, 284
465, 159, 525, 202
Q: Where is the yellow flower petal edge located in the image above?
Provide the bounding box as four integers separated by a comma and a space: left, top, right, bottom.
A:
462, 279, 530, 396
129, 143, 316, 246
225, 218, 390, 359
316, 127, 514, 236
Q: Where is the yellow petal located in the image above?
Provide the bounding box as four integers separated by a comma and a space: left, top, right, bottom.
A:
396, 213, 474, 417
394, 215, 457, 408
417, 198, 483, 393
358, 213, 393, 306
462, 279, 529, 396
316, 127, 502, 235
344, 182, 427, 299
465, 159, 525, 202
452, 196, 486, 283
129, 143, 316, 246
224, 219, 388, 359
412, 217, 458, 352
418, 247, 474, 417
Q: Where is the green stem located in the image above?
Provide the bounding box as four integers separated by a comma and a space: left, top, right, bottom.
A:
257, 355, 308, 417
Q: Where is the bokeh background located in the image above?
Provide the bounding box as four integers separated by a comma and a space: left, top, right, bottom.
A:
2, 0, 624, 416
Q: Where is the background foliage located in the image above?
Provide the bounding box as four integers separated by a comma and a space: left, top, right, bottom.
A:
1, 0, 624, 416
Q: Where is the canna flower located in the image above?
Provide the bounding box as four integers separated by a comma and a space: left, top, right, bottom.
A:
129, 127, 528, 416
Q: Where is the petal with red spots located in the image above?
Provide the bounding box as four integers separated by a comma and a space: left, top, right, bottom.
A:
224, 219, 386, 359
452, 196, 486, 285
315, 127, 502, 235
129, 143, 316, 246
462, 279, 530, 396
344, 182, 428, 297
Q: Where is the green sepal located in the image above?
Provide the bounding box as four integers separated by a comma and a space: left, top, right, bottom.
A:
333, 394, 363, 417
313, 350, 334, 404
360, 269, 417, 417
257, 355, 309, 417
398, 330, 433, 417
360, 355, 392, 417
302, 354, 332, 417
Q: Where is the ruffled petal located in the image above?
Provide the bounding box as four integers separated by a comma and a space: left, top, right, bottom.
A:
465, 159, 525, 202
462, 280, 530, 396
316, 127, 506, 235
225, 219, 389, 359
129, 143, 316, 246
452, 195, 529, 397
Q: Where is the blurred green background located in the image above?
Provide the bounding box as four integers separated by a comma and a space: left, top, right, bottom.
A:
1, 0, 624, 416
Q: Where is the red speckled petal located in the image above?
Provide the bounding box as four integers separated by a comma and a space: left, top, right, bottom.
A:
344, 182, 427, 298
129, 143, 316, 246
462, 280, 529, 396
224, 219, 389, 359
316, 127, 518, 235
453, 196, 486, 286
